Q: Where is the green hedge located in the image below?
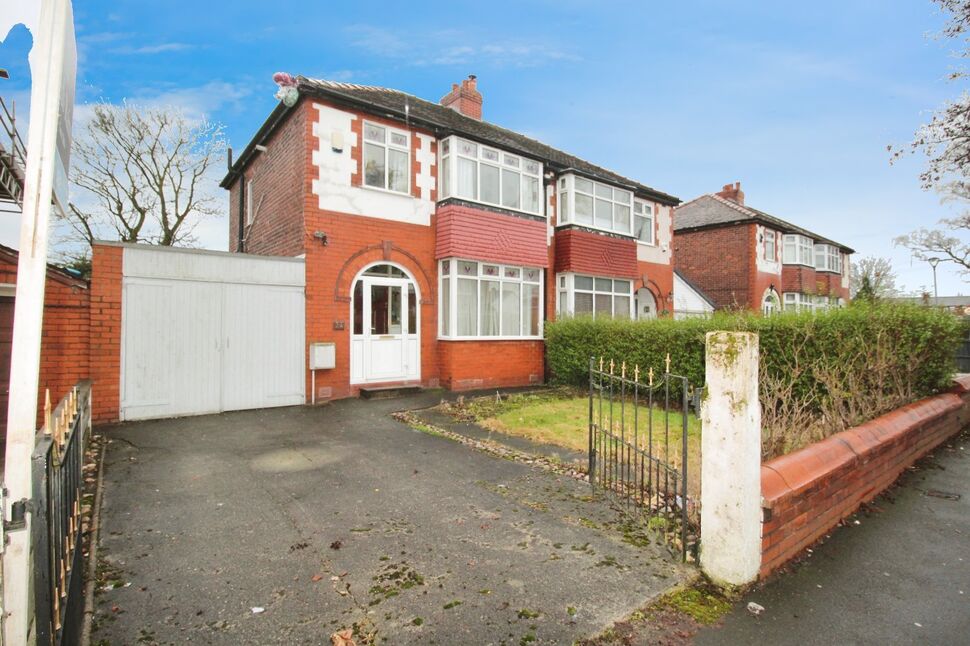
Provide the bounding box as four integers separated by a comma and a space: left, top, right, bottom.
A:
545, 303, 962, 401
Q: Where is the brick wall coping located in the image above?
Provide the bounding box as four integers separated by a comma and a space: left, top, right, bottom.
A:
761, 376, 970, 510
92, 241, 306, 263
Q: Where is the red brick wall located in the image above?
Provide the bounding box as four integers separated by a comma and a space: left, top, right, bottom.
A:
760, 376, 970, 578
435, 203, 548, 268
228, 100, 308, 257
672, 224, 753, 310
439, 340, 543, 390
781, 264, 817, 295
554, 228, 637, 279
89, 245, 123, 423
636, 259, 674, 316
0, 255, 90, 431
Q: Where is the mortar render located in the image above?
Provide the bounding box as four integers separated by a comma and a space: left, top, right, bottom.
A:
700, 331, 762, 586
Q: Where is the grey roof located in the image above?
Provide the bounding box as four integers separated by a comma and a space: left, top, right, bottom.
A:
673, 194, 854, 253
223, 78, 679, 205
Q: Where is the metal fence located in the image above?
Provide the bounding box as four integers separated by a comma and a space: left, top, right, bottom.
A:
956, 319, 970, 373
33, 381, 91, 646
588, 356, 699, 561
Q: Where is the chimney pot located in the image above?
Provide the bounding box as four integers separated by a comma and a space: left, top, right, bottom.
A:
716, 181, 745, 205
440, 75, 483, 120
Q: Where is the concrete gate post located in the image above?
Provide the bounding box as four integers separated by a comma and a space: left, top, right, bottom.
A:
700, 331, 761, 586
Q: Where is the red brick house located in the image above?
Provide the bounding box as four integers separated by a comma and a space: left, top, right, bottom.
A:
673, 183, 853, 314
222, 75, 680, 400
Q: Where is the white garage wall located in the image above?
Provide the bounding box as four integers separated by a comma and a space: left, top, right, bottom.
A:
119, 245, 305, 421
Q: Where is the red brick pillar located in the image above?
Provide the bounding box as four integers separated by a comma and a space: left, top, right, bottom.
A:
89, 244, 123, 423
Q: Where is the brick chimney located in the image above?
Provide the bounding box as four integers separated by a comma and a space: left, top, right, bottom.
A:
716, 181, 744, 205
440, 75, 483, 120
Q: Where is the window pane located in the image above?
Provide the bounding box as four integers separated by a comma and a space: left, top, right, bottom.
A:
558, 290, 568, 316
524, 160, 540, 175
457, 278, 478, 335
614, 295, 631, 319
504, 154, 520, 168
575, 178, 593, 193
635, 215, 654, 244
594, 294, 612, 317
614, 204, 631, 232
575, 194, 593, 224
575, 292, 594, 315
502, 169, 521, 209
457, 157, 477, 199
481, 147, 499, 162
441, 277, 450, 336
440, 156, 450, 198
363, 142, 385, 189
559, 191, 570, 221
441, 259, 450, 275
441, 138, 450, 155
458, 260, 478, 276
353, 280, 363, 335
595, 277, 612, 291
522, 176, 540, 213
613, 279, 630, 292
390, 131, 408, 148
575, 276, 594, 290
523, 284, 540, 335
595, 199, 612, 228
407, 284, 416, 334
502, 283, 521, 336
364, 123, 385, 143
504, 266, 520, 279
595, 183, 612, 199
523, 267, 541, 282
458, 139, 477, 157
388, 148, 409, 193
614, 189, 631, 205
480, 164, 500, 204
482, 264, 500, 277
480, 280, 500, 336
634, 201, 644, 215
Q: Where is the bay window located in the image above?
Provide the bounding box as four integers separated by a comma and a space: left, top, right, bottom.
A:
363, 121, 410, 193
439, 259, 542, 339
557, 174, 633, 236
813, 244, 843, 273
782, 234, 814, 266
558, 273, 633, 319
634, 200, 655, 245
438, 137, 542, 215
783, 292, 814, 312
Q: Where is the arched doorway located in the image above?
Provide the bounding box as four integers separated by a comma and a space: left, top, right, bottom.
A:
636, 287, 658, 320
350, 263, 421, 384
761, 288, 780, 317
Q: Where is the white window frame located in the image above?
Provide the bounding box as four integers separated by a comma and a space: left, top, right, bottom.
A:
245, 179, 254, 226
783, 292, 815, 312
814, 243, 843, 274
634, 199, 655, 245
762, 290, 780, 316
437, 136, 543, 216
362, 120, 411, 195
556, 173, 634, 237
763, 230, 776, 261
438, 258, 544, 340
782, 234, 814, 266
557, 272, 634, 319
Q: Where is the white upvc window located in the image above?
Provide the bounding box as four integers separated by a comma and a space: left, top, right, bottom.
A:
783, 292, 814, 312
363, 121, 410, 194
634, 199, 655, 245
764, 230, 776, 261
814, 244, 843, 274
437, 136, 543, 215
558, 273, 633, 319
439, 259, 543, 339
782, 234, 814, 266
557, 174, 634, 236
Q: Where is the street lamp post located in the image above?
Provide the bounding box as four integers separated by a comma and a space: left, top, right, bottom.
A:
928, 257, 941, 306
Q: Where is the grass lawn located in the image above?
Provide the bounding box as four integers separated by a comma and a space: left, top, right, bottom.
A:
462, 389, 702, 498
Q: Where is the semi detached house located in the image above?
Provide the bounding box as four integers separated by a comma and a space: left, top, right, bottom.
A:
222, 76, 681, 400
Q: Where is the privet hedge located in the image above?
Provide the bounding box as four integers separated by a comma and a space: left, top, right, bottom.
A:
545, 304, 963, 455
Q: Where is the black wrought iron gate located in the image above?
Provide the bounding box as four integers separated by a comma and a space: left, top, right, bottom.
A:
588, 356, 699, 561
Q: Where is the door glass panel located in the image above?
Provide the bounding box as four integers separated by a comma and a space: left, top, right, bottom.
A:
370, 284, 402, 335
408, 284, 417, 334
353, 280, 363, 335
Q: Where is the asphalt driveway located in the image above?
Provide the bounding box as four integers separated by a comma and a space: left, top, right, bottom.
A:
91, 392, 688, 645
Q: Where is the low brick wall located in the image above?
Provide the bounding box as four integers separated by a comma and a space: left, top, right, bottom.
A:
759, 376, 970, 578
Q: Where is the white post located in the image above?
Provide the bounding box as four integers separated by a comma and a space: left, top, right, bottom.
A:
3, 1, 76, 643
700, 331, 762, 586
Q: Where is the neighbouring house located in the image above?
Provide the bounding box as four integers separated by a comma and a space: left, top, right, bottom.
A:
673, 183, 853, 314
0, 244, 90, 437
220, 75, 681, 401
672, 270, 715, 319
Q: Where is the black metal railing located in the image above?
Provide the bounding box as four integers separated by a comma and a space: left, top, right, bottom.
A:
588, 357, 698, 561
32, 381, 91, 646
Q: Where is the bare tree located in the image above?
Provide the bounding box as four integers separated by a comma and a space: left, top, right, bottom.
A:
62, 102, 225, 254
850, 256, 900, 299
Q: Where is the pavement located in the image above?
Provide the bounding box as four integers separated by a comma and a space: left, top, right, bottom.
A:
695, 430, 970, 646
91, 391, 689, 645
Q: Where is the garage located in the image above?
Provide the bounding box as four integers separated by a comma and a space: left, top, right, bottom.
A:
119, 245, 305, 421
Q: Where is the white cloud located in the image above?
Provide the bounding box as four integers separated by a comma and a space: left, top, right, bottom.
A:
110, 42, 195, 55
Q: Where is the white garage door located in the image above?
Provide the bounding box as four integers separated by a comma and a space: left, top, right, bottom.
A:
120, 246, 305, 421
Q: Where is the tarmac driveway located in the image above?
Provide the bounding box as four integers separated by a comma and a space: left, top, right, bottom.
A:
91, 392, 688, 645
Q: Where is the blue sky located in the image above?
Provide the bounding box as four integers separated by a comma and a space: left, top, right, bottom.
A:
0, 0, 966, 293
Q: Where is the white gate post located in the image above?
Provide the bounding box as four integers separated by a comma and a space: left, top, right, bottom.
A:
700, 331, 762, 586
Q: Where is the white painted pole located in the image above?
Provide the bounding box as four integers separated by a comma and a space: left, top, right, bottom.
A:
3, 1, 73, 643
700, 331, 762, 586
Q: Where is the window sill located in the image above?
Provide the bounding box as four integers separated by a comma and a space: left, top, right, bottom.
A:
361, 183, 414, 199
438, 336, 544, 342
437, 195, 544, 219
556, 222, 635, 239
814, 269, 842, 275
781, 261, 815, 269
636, 240, 658, 248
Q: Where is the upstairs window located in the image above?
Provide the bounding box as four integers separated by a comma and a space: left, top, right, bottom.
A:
438, 136, 542, 215
363, 122, 410, 194
557, 174, 633, 236
782, 234, 813, 266
634, 200, 655, 245
814, 244, 843, 274
763, 230, 776, 261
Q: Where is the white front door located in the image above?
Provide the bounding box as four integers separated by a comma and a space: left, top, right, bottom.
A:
351, 265, 420, 384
